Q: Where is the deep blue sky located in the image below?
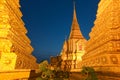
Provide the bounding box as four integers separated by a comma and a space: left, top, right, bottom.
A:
20, 0, 99, 63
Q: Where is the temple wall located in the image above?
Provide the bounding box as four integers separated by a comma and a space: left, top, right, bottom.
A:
0, 69, 41, 80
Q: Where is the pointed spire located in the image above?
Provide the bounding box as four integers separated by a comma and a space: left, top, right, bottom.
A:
73, 1, 78, 24
69, 2, 84, 39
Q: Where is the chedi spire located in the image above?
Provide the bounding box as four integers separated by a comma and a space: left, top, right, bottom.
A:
69, 2, 84, 39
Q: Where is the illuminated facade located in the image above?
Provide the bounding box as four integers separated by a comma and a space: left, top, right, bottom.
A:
82, 0, 120, 72
60, 5, 87, 72
0, 0, 38, 71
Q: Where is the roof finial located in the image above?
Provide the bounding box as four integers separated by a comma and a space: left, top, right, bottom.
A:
73, 0, 76, 9
72, 0, 77, 22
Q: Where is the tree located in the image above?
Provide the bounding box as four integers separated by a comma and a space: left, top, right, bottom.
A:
38, 60, 55, 79
39, 60, 49, 72
81, 66, 98, 80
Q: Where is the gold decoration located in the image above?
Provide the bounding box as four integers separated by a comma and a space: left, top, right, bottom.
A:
82, 0, 120, 72
0, 0, 38, 71
60, 4, 87, 72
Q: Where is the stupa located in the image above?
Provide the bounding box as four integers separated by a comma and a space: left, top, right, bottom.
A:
60, 3, 87, 72
82, 0, 120, 73
0, 0, 38, 71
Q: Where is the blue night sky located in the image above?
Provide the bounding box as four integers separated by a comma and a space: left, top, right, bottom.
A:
20, 0, 99, 63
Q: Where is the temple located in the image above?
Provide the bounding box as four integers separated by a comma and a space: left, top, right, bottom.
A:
60, 4, 87, 72
82, 0, 120, 73
0, 0, 38, 71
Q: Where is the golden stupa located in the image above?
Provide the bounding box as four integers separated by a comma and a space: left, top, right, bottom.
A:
60, 4, 87, 72
0, 0, 38, 71
82, 0, 120, 73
